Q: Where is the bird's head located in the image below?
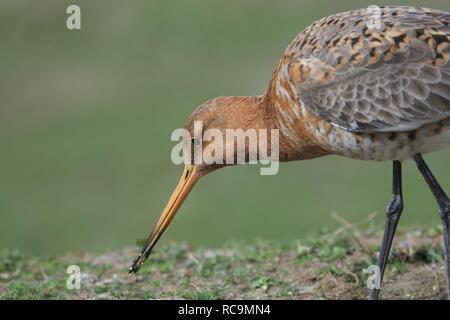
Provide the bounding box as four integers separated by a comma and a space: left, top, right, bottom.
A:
129, 95, 269, 274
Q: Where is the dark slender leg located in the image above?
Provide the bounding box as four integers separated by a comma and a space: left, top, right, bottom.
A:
369, 161, 404, 300
414, 154, 450, 299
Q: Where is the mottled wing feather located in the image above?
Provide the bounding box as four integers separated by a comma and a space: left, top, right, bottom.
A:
286, 6, 450, 132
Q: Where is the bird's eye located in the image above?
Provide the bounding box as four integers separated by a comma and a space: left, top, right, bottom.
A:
191, 138, 201, 145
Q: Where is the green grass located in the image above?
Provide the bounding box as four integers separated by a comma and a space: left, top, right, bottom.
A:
0, 227, 448, 300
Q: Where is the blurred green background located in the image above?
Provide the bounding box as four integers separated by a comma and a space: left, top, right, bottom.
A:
1, 0, 450, 255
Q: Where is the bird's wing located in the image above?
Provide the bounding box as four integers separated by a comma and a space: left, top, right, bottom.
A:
285, 6, 450, 132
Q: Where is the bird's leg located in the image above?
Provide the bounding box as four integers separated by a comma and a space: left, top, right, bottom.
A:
414, 154, 450, 299
369, 160, 404, 300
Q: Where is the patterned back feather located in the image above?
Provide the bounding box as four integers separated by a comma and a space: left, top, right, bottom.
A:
281, 6, 450, 132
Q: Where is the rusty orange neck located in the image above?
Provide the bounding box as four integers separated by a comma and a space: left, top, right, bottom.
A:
216, 93, 329, 162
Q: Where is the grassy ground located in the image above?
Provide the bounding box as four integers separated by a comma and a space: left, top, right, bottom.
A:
1, 223, 448, 300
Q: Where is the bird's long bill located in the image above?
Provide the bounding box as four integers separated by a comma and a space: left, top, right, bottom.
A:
129, 164, 200, 274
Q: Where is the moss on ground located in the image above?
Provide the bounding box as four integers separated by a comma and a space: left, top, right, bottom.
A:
0, 227, 448, 300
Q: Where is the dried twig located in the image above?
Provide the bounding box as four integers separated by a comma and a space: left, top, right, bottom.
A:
330, 211, 377, 256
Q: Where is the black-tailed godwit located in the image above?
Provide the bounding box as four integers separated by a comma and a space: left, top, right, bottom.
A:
129, 6, 450, 299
